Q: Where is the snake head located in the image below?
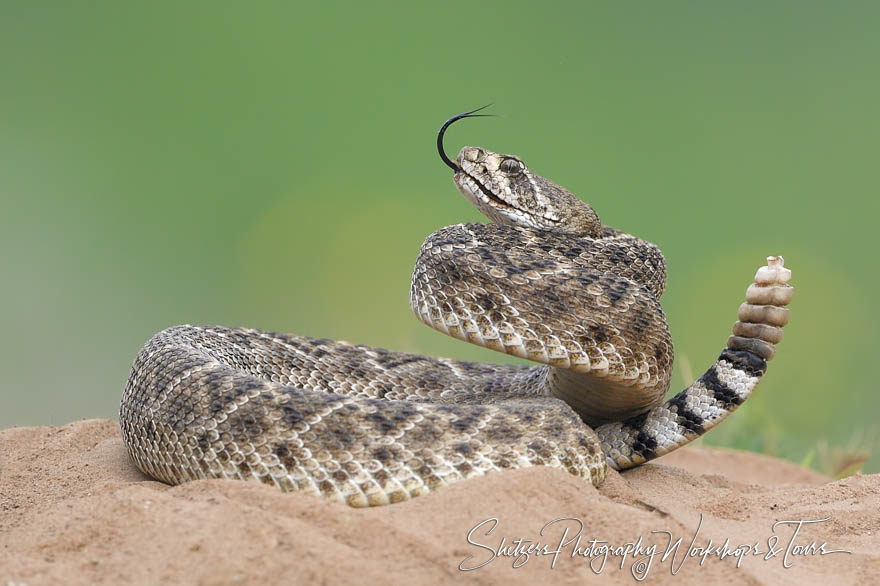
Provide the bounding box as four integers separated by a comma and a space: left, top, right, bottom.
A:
452, 146, 603, 237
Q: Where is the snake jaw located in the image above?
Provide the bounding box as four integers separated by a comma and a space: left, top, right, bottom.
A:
454, 171, 526, 221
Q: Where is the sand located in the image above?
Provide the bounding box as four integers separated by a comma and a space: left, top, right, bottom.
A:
1, 419, 877, 585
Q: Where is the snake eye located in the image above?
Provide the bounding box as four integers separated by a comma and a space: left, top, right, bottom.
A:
499, 158, 523, 176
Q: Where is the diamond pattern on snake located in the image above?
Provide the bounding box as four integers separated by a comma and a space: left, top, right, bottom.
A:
120, 108, 794, 507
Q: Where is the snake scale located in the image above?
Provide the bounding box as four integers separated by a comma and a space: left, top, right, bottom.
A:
120, 109, 794, 507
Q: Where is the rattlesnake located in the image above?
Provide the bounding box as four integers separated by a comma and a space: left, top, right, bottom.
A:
119, 109, 793, 507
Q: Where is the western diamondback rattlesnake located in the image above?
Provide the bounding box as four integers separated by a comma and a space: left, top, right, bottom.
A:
120, 108, 793, 507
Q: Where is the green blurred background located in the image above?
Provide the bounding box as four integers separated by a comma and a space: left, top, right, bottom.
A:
1, 2, 877, 474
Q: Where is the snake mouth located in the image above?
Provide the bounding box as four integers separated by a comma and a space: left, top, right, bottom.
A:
455, 170, 519, 213
456, 170, 561, 225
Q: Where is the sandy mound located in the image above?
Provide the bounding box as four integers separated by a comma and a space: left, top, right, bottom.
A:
1, 420, 877, 584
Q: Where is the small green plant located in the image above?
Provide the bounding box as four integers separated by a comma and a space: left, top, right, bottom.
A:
803, 432, 873, 480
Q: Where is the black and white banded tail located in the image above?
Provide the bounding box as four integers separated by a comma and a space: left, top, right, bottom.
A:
596, 256, 793, 470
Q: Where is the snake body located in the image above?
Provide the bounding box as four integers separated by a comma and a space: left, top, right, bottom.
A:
120, 113, 793, 506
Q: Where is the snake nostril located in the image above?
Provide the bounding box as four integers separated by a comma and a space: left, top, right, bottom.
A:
459, 147, 482, 164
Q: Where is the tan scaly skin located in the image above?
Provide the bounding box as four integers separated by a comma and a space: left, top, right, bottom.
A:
118, 111, 793, 507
